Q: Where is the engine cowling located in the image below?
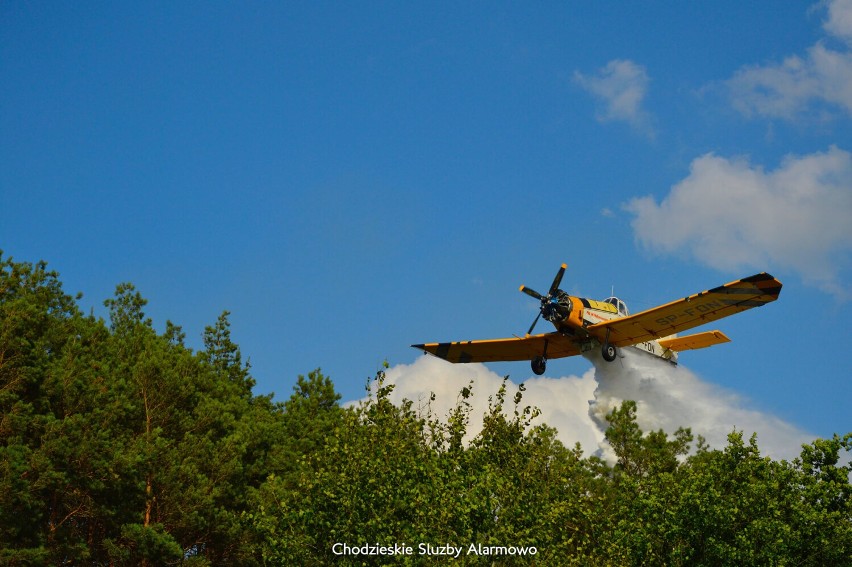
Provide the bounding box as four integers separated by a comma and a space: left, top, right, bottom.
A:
542, 290, 572, 324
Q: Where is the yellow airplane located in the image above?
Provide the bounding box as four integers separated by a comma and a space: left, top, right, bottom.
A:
413, 264, 782, 375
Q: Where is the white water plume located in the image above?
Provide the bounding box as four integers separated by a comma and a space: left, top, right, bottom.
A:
360, 352, 815, 462
585, 348, 813, 462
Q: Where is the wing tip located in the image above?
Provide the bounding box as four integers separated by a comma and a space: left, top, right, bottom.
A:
743, 272, 783, 300
742, 272, 775, 283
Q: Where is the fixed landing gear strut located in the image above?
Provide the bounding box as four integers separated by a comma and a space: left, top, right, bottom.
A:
531, 339, 549, 375
601, 327, 617, 362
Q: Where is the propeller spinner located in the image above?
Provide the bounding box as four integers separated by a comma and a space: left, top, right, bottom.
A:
520, 263, 573, 335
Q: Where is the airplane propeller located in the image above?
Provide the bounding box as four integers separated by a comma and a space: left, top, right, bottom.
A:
520, 263, 568, 335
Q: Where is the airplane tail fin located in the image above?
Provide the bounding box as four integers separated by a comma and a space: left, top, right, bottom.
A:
658, 330, 730, 352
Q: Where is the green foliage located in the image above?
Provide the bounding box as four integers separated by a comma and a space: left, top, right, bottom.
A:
2, 252, 851, 566
0, 254, 280, 565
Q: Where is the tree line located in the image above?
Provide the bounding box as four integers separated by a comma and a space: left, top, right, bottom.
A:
1, 253, 850, 565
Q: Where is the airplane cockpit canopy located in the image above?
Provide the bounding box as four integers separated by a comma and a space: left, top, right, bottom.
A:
603, 297, 630, 316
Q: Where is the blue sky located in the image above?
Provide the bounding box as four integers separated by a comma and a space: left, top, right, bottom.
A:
2, 1, 850, 446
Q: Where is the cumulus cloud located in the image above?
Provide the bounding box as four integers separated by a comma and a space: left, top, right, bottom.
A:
727, 0, 852, 119
353, 352, 814, 463
574, 59, 654, 137
825, 0, 852, 44
624, 146, 852, 297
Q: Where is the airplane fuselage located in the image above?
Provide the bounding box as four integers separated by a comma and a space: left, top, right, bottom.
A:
548, 294, 678, 363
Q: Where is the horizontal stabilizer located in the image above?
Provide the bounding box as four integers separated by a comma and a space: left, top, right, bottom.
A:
658, 330, 730, 352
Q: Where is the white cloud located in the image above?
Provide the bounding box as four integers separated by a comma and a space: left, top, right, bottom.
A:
727, 0, 852, 119
624, 146, 852, 297
574, 59, 654, 137
824, 0, 852, 45
352, 352, 814, 463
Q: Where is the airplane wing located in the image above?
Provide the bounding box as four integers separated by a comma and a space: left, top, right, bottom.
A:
588, 273, 782, 348
413, 332, 582, 363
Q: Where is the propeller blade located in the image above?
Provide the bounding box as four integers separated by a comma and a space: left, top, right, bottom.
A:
520, 285, 544, 300
549, 263, 567, 296
527, 311, 542, 336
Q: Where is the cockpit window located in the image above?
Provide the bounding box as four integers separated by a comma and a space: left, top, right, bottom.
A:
603, 297, 629, 316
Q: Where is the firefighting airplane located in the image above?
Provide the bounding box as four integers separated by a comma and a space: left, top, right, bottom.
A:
413, 264, 782, 375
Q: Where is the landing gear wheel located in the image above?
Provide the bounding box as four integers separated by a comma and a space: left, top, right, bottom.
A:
531, 356, 547, 376
602, 343, 617, 362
